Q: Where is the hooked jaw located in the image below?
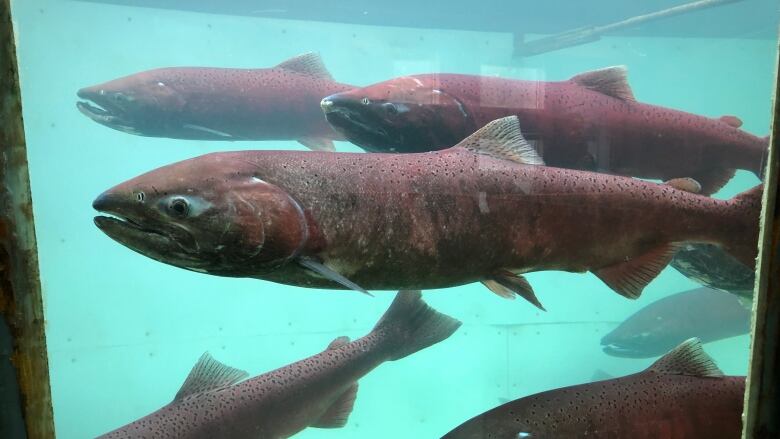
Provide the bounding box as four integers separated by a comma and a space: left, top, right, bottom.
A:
320, 94, 395, 151
76, 87, 141, 135
92, 190, 203, 269
600, 333, 664, 358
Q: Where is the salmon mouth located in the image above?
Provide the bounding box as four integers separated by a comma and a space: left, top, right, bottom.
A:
320, 97, 397, 151
93, 210, 202, 267
600, 337, 666, 358
76, 89, 140, 134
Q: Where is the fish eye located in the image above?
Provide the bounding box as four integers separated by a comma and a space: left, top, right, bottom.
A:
167, 197, 190, 218
382, 103, 398, 115
134, 191, 145, 203
361, 97, 370, 105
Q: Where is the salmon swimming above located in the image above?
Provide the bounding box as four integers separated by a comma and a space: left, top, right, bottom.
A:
601, 287, 751, 358
77, 53, 352, 151
321, 67, 767, 194
442, 338, 745, 439
98, 291, 460, 439
92, 116, 761, 309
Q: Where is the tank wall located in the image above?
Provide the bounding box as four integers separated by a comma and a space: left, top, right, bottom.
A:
10, 0, 774, 437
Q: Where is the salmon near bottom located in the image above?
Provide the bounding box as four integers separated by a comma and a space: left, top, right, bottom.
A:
98, 291, 460, 438
442, 338, 744, 439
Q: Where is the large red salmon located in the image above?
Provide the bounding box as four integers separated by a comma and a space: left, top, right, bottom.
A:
77, 53, 352, 151
321, 67, 766, 194
92, 117, 761, 309
98, 291, 460, 438
442, 338, 745, 438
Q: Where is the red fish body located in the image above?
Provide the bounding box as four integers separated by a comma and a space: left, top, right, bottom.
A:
77, 53, 352, 151
92, 117, 760, 307
443, 339, 745, 438
98, 291, 460, 438
322, 68, 766, 193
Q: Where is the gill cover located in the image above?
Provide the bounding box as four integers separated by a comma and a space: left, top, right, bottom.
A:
230, 177, 310, 272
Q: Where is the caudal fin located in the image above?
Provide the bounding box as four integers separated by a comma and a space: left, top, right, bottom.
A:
721, 184, 763, 268
373, 290, 461, 361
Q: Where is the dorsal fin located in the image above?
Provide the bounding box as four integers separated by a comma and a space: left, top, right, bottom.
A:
571, 66, 635, 101
665, 177, 701, 194
455, 116, 544, 165
648, 338, 724, 377
719, 115, 743, 128
326, 336, 350, 350
276, 52, 333, 80
174, 352, 249, 402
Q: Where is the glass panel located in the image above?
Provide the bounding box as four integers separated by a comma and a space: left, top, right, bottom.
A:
9, 0, 778, 437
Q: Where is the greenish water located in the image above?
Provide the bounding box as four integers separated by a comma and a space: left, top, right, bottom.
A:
10, 0, 775, 437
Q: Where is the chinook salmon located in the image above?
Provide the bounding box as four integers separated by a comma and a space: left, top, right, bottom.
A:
321, 67, 767, 194
77, 53, 352, 151
442, 338, 745, 438
672, 243, 756, 298
601, 287, 751, 358
98, 291, 460, 438
92, 116, 761, 309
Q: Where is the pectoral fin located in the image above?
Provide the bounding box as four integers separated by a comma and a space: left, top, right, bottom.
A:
299, 137, 336, 152
593, 243, 682, 299
298, 257, 372, 296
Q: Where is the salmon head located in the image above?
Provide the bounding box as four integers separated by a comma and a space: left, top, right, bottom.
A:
77, 69, 192, 138
92, 153, 310, 276
320, 75, 476, 153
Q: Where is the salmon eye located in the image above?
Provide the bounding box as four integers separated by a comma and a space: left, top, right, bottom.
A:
168, 197, 190, 218
382, 103, 398, 115
134, 191, 145, 203
361, 97, 370, 105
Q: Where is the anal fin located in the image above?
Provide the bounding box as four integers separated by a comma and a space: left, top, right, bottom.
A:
690, 167, 736, 196
313, 383, 358, 428
482, 270, 545, 311
593, 243, 682, 299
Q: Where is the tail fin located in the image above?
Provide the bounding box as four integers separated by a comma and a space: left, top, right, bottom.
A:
373, 290, 461, 361
722, 184, 763, 268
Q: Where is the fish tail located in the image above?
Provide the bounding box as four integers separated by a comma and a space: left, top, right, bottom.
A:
719, 184, 763, 268
372, 291, 461, 361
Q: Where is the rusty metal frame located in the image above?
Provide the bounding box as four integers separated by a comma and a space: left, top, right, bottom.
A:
742, 36, 780, 439
0, 0, 56, 438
